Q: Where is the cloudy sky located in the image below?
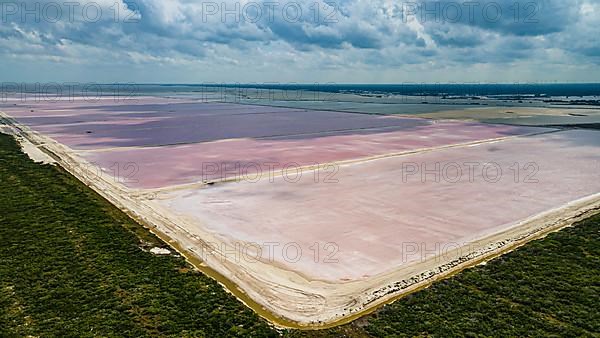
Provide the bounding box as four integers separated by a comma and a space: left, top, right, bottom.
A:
0, 0, 598, 83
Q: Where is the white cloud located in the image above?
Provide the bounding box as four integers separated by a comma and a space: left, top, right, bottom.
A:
0, 0, 598, 82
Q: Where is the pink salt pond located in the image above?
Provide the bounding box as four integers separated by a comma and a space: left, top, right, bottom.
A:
156, 129, 600, 281
82, 121, 545, 189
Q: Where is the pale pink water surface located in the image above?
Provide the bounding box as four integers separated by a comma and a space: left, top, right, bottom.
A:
3, 98, 550, 189
83, 121, 545, 189
157, 130, 600, 281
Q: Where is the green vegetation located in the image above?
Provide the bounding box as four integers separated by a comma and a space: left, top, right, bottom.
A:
1, 131, 599, 337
